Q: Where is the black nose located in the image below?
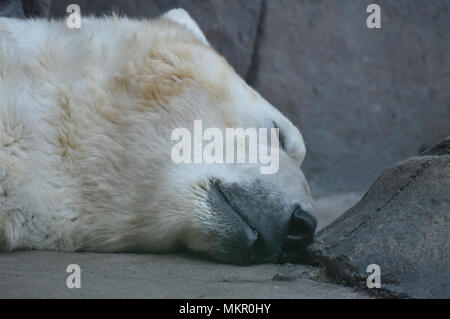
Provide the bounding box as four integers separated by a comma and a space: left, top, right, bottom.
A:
283, 205, 317, 253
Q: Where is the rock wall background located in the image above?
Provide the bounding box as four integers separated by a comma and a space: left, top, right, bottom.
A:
48, 0, 450, 196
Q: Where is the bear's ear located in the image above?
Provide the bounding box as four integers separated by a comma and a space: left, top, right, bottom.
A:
163, 8, 209, 45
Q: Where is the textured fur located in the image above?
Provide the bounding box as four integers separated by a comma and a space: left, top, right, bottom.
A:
0, 9, 310, 257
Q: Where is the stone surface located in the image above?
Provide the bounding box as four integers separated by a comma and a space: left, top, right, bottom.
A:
49, 0, 262, 79
0, 251, 369, 298
421, 136, 450, 156
251, 0, 450, 196
309, 155, 450, 298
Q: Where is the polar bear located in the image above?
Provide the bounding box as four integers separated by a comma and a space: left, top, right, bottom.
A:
0, 9, 316, 264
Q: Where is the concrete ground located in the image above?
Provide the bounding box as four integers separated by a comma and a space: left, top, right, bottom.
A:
0, 251, 369, 298
0, 192, 367, 299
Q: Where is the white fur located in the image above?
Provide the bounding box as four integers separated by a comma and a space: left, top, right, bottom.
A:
0, 9, 308, 253
163, 8, 209, 45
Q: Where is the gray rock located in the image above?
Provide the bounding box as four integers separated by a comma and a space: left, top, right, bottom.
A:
49, 0, 262, 78
421, 136, 450, 156
21, 0, 51, 18
0, 0, 24, 17
251, 0, 450, 196
309, 155, 450, 298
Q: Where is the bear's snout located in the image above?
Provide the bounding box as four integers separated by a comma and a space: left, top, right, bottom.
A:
202, 179, 316, 265
281, 205, 317, 263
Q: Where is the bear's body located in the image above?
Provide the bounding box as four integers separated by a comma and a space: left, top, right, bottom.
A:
0, 10, 315, 264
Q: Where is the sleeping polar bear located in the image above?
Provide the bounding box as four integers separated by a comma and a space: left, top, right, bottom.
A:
0, 9, 316, 264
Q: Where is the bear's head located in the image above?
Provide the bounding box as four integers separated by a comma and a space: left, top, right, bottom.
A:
108, 9, 316, 264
